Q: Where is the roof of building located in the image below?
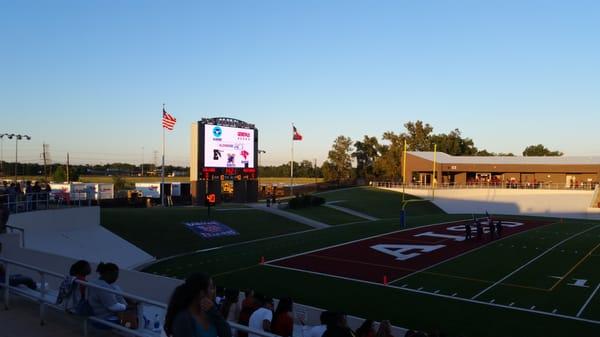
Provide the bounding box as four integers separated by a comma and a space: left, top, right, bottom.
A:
408, 151, 600, 165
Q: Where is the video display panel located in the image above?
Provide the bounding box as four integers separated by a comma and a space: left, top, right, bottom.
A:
203, 124, 255, 168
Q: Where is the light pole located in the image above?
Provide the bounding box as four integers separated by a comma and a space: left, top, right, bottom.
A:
258, 150, 266, 169
0, 133, 9, 176
6, 134, 31, 182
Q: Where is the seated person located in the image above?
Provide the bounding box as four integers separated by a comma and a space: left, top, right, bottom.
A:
56, 260, 92, 313
88, 262, 130, 321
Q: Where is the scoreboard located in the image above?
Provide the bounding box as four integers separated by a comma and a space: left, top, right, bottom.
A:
190, 118, 259, 204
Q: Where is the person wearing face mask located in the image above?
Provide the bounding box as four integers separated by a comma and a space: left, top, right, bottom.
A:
88, 262, 129, 321
165, 272, 232, 337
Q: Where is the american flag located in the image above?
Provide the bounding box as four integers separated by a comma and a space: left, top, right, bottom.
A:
162, 108, 176, 130
293, 125, 303, 141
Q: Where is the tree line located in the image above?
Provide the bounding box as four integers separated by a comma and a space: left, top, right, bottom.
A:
321, 120, 563, 182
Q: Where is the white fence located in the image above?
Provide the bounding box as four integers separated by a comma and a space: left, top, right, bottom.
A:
372, 181, 599, 191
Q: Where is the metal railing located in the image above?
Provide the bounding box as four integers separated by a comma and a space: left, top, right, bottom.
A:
373, 181, 600, 191
0, 191, 96, 214
0, 257, 282, 337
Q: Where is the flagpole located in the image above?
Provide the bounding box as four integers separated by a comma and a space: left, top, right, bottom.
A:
161, 104, 166, 207
290, 123, 294, 197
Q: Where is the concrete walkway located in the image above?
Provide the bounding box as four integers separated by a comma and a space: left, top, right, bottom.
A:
324, 203, 380, 221
2, 297, 117, 337
248, 203, 330, 229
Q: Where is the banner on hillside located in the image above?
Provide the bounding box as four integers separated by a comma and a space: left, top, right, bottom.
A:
183, 221, 239, 239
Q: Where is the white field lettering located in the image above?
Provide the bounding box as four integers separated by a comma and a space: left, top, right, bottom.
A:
371, 221, 525, 261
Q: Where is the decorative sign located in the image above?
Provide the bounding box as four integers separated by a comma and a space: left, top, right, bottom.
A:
184, 221, 239, 239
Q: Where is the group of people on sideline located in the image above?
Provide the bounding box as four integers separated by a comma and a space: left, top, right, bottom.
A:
0, 180, 52, 212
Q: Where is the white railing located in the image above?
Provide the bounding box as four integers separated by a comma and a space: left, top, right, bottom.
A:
0, 191, 96, 214
0, 257, 283, 337
372, 181, 600, 191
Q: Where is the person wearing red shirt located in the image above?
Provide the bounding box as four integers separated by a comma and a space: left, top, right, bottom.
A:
271, 297, 294, 337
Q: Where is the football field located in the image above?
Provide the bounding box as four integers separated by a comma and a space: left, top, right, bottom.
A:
268, 218, 600, 324
102, 187, 600, 337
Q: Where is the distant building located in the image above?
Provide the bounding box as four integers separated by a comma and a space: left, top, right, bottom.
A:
405, 152, 600, 188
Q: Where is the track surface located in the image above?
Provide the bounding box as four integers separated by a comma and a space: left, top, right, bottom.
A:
270, 218, 551, 283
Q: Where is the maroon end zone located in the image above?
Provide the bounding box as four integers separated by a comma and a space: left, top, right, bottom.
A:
268, 218, 550, 283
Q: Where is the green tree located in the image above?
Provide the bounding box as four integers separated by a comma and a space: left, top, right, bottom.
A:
323, 136, 354, 183
52, 165, 67, 182
112, 175, 128, 192
373, 131, 405, 180
523, 144, 563, 156
403, 120, 433, 151
430, 129, 478, 156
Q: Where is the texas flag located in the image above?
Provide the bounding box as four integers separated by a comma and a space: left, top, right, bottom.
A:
293, 125, 303, 141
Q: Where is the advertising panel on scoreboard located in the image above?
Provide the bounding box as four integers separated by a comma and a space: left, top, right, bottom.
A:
204, 124, 255, 168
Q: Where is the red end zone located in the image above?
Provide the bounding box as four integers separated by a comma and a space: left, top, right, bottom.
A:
268, 218, 551, 284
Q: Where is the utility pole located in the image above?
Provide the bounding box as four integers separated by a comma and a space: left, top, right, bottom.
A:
153, 150, 158, 173
314, 158, 318, 186
141, 146, 145, 176
66, 152, 70, 183
42, 143, 48, 178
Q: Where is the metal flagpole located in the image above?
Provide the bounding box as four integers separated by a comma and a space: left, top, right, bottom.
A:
290, 124, 294, 197
161, 104, 166, 207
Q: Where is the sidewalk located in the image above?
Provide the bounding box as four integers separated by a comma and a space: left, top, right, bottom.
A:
248, 203, 330, 229
324, 203, 380, 221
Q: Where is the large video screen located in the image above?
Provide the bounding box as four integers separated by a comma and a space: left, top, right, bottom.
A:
204, 124, 255, 168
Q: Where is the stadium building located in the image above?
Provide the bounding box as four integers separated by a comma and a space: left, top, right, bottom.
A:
406, 151, 600, 188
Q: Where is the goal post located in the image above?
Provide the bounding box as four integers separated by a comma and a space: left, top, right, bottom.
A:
400, 198, 433, 228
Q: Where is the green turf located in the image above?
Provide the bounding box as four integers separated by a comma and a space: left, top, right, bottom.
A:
100, 207, 311, 258
316, 187, 444, 218
144, 214, 600, 337
284, 205, 363, 225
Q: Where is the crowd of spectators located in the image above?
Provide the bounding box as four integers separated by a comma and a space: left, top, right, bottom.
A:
0, 180, 52, 212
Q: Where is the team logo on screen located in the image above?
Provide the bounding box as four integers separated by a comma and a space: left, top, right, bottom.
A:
212, 126, 223, 138
227, 154, 236, 166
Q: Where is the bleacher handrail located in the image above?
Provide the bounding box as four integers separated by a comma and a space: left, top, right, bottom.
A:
0, 190, 95, 214
0, 256, 285, 337
372, 181, 600, 191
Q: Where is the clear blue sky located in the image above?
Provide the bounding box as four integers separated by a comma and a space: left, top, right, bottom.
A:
2, 0, 599, 166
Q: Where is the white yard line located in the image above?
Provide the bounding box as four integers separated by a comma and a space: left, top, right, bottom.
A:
471, 224, 600, 300
389, 221, 559, 285
577, 283, 600, 317
264, 263, 600, 325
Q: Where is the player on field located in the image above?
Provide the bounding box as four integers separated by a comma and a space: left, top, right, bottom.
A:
496, 220, 503, 238
488, 220, 495, 240
476, 219, 483, 239
465, 222, 472, 240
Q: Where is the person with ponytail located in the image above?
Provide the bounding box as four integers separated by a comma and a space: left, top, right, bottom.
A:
164, 272, 232, 337
88, 262, 128, 321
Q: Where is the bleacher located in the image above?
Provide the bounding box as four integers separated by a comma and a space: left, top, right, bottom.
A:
0, 206, 408, 337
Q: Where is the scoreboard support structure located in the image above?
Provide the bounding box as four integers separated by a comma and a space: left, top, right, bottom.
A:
190, 117, 259, 205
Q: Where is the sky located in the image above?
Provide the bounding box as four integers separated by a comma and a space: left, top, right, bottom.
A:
1, 0, 599, 167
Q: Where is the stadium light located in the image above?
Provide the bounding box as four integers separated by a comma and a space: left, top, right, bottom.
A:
0, 133, 11, 176
258, 150, 266, 169
5, 134, 32, 182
